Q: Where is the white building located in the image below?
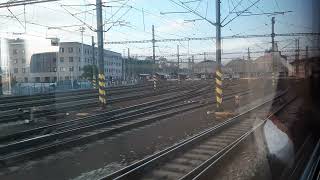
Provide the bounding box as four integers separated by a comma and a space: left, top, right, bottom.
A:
57, 42, 122, 82
7, 39, 30, 83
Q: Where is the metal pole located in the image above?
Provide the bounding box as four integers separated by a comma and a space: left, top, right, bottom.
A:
297, 39, 300, 60
0, 67, 2, 96
271, 17, 276, 87
177, 45, 180, 71
152, 25, 156, 64
215, 0, 223, 110
127, 48, 130, 59
271, 17, 275, 52
127, 48, 130, 81
92, 36, 95, 65
152, 25, 156, 90
80, 27, 85, 67
0, 39, 2, 95
192, 55, 194, 77
92, 36, 97, 89
96, 0, 106, 106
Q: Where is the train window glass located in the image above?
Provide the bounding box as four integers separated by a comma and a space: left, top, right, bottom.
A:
0, 1, 319, 180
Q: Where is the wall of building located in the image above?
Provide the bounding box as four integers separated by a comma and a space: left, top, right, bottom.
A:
193, 60, 217, 78
7, 39, 29, 83
57, 42, 122, 82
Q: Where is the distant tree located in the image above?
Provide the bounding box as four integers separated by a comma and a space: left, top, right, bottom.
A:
82, 65, 98, 81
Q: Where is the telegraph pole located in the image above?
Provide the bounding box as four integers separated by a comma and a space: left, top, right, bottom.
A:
80, 27, 85, 67
127, 48, 130, 81
295, 38, 300, 61
271, 17, 275, 52
177, 45, 180, 71
0, 67, 2, 96
92, 36, 95, 65
152, 25, 156, 64
152, 25, 157, 90
191, 55, 195, 79
215, 0, 223, 111
271, 17, 276, 87
127, 48, 130, 59
0, 39, 2, 96
96, 0, 106, 106
92, 36, 97, 89
247, 47, 251, 61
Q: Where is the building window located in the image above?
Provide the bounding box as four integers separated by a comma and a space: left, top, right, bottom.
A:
13, 49, 18, 54
79, 48, 81, 53
60, 57, 64, 63
69, 66, 74, 72
65, 76, 70, 80
79, 57, 81, 62
60, 48, 64, 53
68, 47, 73, 53
35, 77, 40, 83
53, 77, 57, 82
13, 68, 18, 73
69, 57, 74, 62
45, 77, 50, 82
22, 68, 26, 73
22, 58, 26, 64
79, 66, 81, 71
60, 67, 65, 72
24, 77, 28, 83
13, 59, 18, 64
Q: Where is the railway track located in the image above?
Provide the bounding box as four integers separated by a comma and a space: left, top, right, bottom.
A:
0, 83, 152, 104
0, 82, 205, 124
0, 83, 173, 111
102, 90, 293, 180
0, 85, 248, 167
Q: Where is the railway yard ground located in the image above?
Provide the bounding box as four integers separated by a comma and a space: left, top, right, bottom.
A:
0, 78, 317, 180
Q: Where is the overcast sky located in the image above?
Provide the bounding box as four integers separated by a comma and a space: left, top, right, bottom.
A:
0, 0, 317, 64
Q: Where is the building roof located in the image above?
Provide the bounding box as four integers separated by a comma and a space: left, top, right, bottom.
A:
290, 57, 320, 65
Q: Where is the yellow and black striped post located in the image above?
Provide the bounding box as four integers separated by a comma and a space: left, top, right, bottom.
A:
92, 78, 97, 89
272, 72, 276, 87
215, 68, 223, 110
98, 73, 106, 105
153, 74, 157, 90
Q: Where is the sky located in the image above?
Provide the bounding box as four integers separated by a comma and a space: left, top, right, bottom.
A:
0, 0, 318, 65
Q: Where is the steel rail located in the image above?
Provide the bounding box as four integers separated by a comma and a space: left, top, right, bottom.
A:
0, 87, 247, 166
0, 83, 201, 123
103, 90, 287, 180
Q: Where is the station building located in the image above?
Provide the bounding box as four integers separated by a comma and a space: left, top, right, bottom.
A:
193, 60, 217, 79
225, 51, 290, 78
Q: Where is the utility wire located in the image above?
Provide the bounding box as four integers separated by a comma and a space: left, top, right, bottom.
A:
7, 7, 25, 30
222, 0, 261, 27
